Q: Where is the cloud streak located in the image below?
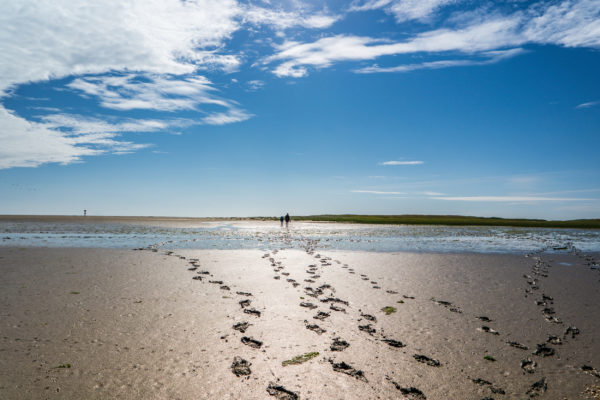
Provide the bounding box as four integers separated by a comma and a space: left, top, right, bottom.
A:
266, 0, 600, 77
379, 160, 424, 165
352, 190, 406, 195
575, 100, 600, 109
350, 0, 459, 23
434, 196, 592, 202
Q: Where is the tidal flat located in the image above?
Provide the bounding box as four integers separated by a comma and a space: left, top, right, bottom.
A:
1, 219, 599, 399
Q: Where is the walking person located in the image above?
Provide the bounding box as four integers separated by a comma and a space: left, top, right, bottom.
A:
284, 213, 290, 227
280, 216, 284, 227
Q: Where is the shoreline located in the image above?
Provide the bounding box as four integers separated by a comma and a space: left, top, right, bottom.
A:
1, 246, 599, 398
1, 214, 599, 230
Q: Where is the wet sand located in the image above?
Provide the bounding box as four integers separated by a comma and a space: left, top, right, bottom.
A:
1, 246, 599, 399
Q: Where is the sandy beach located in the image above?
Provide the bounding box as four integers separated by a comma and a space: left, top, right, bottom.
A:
1, 243, 600, 399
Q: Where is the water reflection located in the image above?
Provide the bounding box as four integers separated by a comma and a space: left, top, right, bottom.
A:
1, 220, 598, 253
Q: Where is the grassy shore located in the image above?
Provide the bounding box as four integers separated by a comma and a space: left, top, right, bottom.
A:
293, 214, 600, 229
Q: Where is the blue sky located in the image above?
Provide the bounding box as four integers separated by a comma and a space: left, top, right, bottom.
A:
0, 0, 599, 219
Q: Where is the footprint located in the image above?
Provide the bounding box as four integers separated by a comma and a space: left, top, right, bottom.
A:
300, 302, 318, 310
507, 341, 528, 350
330, 338, 350, 351
231, 357, 251, 376
360, 312, 376, 322
244, 308, 261, 317
532, 344, 555, 357
241, 336, 263, 349
266, 383, 298, 400
329, 360, 367, 382
525, 377, 547, 397
382, 339, 405, 348
305, 323, 326, 335
479, 326, 499, 335
521, 358, 537, 374
232, 322, 251, 333
391, 383, 426, 399
413, 354, 440, 367
313, 311, 330, 320
358, 324, 376, 335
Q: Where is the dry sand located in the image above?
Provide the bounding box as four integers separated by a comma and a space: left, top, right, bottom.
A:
1, 245, 600, 399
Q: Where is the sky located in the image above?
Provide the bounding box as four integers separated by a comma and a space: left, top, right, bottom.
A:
0, 0, 599, 219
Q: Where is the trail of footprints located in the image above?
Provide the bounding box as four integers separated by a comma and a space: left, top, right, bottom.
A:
138, 236, 599, 399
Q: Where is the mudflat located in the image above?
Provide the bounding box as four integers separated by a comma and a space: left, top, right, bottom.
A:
1, 246, 599, 399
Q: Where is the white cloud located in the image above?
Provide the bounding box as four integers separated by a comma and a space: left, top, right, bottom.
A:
243, 6, 340, 30
352, 190, 406, 195
350, 0, 459, 23
356, 48, 524, 73
0, 108, 149, 169
247, 80, 265, 91
265, 17, 523, 76
434, 196, 592, 202
576, 100, 600, 109
201, 108, 253, 125
423, 191, 445, 196
0, 0, 243, 96
267, 0, 600, 77
67, 74, 237, 113
379, 160, 424, 165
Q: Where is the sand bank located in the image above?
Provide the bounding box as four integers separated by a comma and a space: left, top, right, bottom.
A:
1, 247, 599, 399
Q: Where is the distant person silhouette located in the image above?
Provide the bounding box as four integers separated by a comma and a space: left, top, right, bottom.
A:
280, 216, 284, 226
285, 213, 290, 227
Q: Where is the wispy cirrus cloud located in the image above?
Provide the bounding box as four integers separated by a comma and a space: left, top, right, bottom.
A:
67, 73, 252, 125
379, 160, 424, 165
349, 0, 460, 23
242, 6, 340, 30
575, 100, 600, 109
68, 74, 226, 112
266, 0, 600, 77
355, 48, 524, 73
352, 190, 406, 195
434, 196, 592, 202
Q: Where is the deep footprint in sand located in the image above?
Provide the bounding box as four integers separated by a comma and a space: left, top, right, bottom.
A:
239, 299, 251, 308
413, 354, 440, 366
360, 312, 377, 322
266, 383, 298, 400
479, 326, 499, 335
526, 377, 547, 397
241, 336, 263, 348
391, 383, 426, 400
231, 357, 251, 376
233, 322, 251, 333
471, 378, 505, 395
330, 338, 350, 351
244, 308, 261, 317
582, 365, 600, 379
533, 343, 555, 357
300, 302, 318, 309
329, 360, 367, 382
358, 324, 376, 335
382, 339, 405, 348
507, 341, 528, 350
521, 358, 537, 374
321, 297, 349, 306
305, 323, 326, 335
313, 311, 330, 320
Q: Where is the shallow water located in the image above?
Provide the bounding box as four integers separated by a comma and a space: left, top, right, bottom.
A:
1, 220, 599, 253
